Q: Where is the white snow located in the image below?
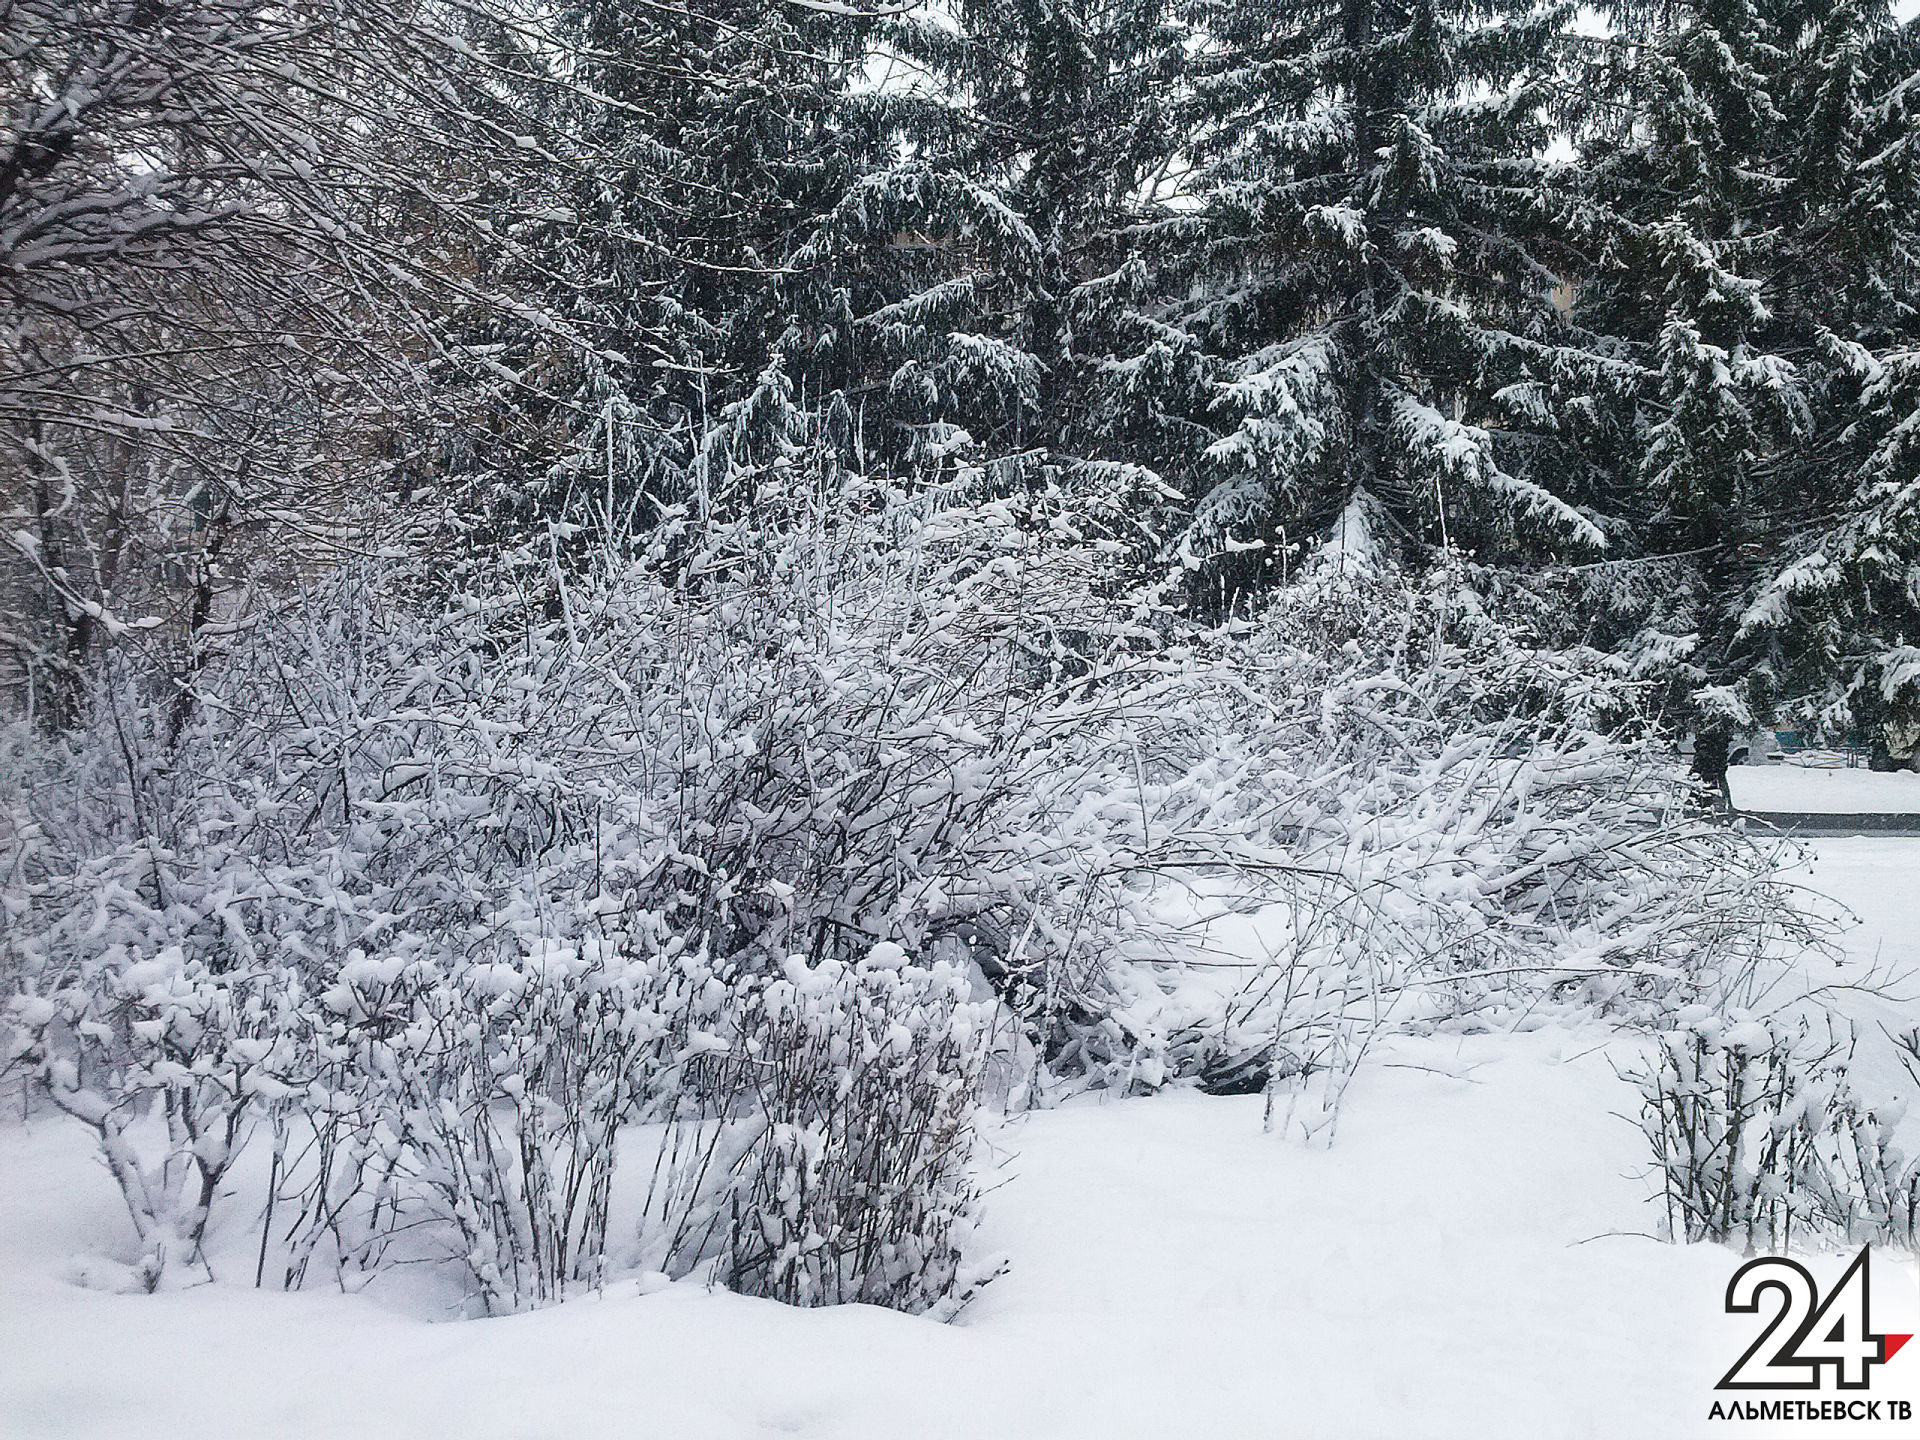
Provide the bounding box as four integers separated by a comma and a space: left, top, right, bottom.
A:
0, 1035, 1708, 1439
1729, 764, 1920, 814
1769, 837, 1920, 1102
6, 843, 1920, 1439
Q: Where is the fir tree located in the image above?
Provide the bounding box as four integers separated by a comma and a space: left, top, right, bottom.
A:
469, 0, 1060, 548
1154, 0, 1628, 605
885, 0, 1202, 553
1568, 0, 1920, 765
1733, 2, 1920, 753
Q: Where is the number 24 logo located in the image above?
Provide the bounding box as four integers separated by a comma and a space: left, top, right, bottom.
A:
1719, 1249, 1912, 1390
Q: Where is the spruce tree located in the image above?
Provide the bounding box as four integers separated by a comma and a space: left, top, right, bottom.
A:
459, 0, 1061, 548
875, 0, 1197, 538
1733, 2, 1920, 755
1568, 0, 1920, 766
1151, 0, 1628, 605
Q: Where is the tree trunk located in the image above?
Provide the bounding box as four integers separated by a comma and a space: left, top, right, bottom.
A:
1691, 725, 1732, 811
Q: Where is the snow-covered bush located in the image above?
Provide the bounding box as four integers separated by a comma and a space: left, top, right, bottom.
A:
1, 455, 1839, 1303
0, 465, 1171, 1302
7, 942, 303, 1288
276, 928, 691, 1311
1634, 1009, 1920, 1251
636, 945, 995, 1311
0, 502, 1036, 1304
1106, 545, 1828, 1128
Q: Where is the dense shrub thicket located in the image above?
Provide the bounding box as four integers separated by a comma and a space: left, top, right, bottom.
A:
3, 472, 1846, 1303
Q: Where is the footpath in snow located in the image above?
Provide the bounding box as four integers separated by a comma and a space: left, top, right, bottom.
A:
4, 840, 1920, 1440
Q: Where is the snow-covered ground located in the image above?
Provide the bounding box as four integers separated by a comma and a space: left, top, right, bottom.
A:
5, 842, 1920, 1440
1729, 764, 1920, 814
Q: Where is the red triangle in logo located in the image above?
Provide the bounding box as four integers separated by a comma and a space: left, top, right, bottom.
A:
1885, 1334, 1912, 1362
